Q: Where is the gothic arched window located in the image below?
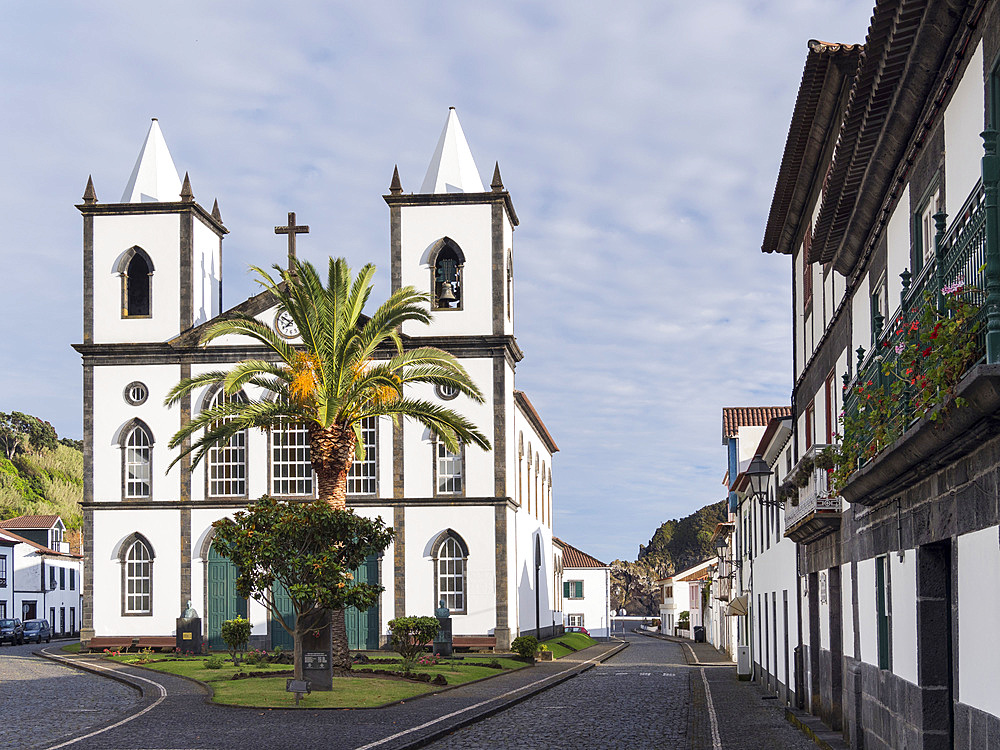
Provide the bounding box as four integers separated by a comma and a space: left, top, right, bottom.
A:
433, 530, 469, 614
429, 238, 465, 310
121, 420, 153, 499
206, 388, 247, 498
118, 246, 154, 318
121, 534, 154, 615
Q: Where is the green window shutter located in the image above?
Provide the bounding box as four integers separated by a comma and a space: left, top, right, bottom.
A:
563, 581, 570, 599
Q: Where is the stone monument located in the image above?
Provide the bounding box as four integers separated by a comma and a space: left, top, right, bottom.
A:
176, 600, 203, 654
433, 599, 453, 657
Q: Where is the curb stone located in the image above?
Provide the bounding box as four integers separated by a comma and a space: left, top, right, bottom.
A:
36, 647, 148, 698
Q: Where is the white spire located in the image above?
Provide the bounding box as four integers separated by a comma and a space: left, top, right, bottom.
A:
120, 119, 182, 203
419, 108, 484, 194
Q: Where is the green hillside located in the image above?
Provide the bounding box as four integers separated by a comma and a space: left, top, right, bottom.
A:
0, 412, 83, 529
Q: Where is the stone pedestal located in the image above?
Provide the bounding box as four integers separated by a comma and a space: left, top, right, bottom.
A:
433, 616, 453, 657
494, 626, 511, 652
176, 617, 203, 654
300, 614, 333, 691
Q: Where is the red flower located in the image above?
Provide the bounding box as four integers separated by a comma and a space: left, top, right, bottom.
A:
931, 322, 942, 339
922, 346, 931, 357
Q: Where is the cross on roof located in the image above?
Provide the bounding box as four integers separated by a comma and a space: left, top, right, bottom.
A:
275, 212, 309, 269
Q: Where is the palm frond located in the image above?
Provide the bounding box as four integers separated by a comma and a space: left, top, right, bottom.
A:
358, 397, 492, 452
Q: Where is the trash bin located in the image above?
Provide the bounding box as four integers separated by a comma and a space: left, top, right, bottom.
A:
693, 626, 706, 643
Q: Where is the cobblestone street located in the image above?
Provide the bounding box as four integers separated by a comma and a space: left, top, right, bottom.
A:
426, 634, 823, 750
0, 641, 140, 750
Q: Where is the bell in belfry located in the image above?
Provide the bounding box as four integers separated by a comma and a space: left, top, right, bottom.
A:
438, 280, 457, 307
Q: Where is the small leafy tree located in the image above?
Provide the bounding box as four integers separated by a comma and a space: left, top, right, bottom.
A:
511, 635, 539, 661
221, 617, 251, 666
211, 496, 394, 681
387, 616, 440, 673
0, 412, 58, 460
677, 610, 690, 630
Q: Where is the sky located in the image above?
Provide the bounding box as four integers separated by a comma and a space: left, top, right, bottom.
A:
0, 1, 875, 564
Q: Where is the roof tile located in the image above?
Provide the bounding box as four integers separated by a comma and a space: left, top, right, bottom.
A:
722, 406, 792, 443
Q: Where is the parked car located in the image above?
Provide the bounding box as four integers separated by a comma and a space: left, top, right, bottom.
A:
22, 619, 51, 644
0, 619, 24, 645
565, 626, 590, 636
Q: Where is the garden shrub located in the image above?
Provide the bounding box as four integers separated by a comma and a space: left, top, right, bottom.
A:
387, 616, 440, 673
220, 616, 251, 666
511, 635, 539, 660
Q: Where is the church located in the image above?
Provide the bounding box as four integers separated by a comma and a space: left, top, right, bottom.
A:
74, 110, 562, 651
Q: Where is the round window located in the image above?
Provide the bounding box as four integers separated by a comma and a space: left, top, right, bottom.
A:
436, 383, 459, 400
124, 382, 149, 406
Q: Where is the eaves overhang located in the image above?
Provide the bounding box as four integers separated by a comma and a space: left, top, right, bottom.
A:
810, 0, 972, 275
761, 40, 863, 257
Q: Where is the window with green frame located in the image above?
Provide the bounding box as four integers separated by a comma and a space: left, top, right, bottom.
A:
911, 185, 940, 275
564, 580, 584, 599
875, 556, 891, 670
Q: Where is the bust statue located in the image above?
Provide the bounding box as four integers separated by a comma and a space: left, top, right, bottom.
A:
435, 599, 450, 619
182, 600, 199, 619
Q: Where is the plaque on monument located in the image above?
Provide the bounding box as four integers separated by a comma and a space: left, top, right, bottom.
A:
304, 652, 329, 670
299, 610, 333, 691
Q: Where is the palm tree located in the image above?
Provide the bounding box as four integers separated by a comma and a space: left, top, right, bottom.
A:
165, 256, 491, 669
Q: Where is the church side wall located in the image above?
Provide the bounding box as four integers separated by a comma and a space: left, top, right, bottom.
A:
94, 364, 182, 503
92, 508, 180, 637
190, 218, 221, 328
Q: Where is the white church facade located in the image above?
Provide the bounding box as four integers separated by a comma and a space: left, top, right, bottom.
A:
75, 110, 561, 651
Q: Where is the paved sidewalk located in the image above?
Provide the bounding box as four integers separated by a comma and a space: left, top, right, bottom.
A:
39, 640, 627, 750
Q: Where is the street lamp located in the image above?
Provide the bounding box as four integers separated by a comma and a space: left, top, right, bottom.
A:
745, 454, 772, 504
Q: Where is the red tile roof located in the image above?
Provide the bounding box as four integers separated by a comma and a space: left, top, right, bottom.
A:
0, 515, 61, 529
554, 538, 606, 568
722, 407, 792, 443
0, 529, 81, 558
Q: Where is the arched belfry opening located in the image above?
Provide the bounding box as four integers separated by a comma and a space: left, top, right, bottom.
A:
429, 238, 465, 310
118, 246, 154, 318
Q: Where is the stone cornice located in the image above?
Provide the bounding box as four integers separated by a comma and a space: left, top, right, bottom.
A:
75, 200, 228, 235
383, 190, 519, 227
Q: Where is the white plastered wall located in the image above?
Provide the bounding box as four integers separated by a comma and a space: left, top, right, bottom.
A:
92, 507, 180, 637
94, 364, 183, 503
398, 203, 498, 337
856, 558, 876, 666
886, 185, 911, 310
851, 275, 872, 360
842, 563, 855, 659
958, 525, 1000, 716
93, 213, 182, 343
945, 43, 985, 220
191, 217, 222, 328
890, 550, 917, 685
563, 566, 609, 638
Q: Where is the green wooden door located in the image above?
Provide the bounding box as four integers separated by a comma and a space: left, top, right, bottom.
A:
270, 580, 295, 651
207, 544, 246, 650
265, 556, 380, 652
346, 555, 380, 650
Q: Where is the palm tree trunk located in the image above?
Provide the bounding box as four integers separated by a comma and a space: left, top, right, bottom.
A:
310, 423, 355, 509
310, 423, 357, 672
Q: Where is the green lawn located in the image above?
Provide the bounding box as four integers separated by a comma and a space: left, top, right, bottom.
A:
60, 642, 81, 654
103, 653, 527, 708
539, 632, 598, 658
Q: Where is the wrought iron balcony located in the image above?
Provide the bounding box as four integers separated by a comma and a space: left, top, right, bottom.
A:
841, 149, 998, 489
784, 444, 842, 544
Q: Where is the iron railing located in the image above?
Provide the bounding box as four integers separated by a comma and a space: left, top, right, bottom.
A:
842, 138, 998, 470
784, 444, 842, 531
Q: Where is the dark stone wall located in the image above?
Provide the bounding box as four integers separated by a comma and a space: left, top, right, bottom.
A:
955, 701, 1000, 749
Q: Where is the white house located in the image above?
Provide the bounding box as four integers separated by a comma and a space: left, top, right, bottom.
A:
755, 2, 1000, 746
659, 558, 712, 639
75, 109, 562, 652
553, 538, 610, 639
0, 522, 83, 635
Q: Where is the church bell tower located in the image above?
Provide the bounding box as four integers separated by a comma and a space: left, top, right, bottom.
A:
78, 119, 227, 345
384, 108, 518, 339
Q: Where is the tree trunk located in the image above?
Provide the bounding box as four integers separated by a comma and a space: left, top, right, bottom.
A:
309, 423, 357, 674
310, 423, 355, 509
330, 606, 351, 673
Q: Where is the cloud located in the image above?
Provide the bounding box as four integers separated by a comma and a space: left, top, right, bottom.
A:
0, 0, 873, 562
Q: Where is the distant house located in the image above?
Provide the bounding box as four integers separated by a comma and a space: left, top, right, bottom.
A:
0, 515, 70, 553
660, 558, 713, 638
0, 515, 82, 635
553, 538, 611, 639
